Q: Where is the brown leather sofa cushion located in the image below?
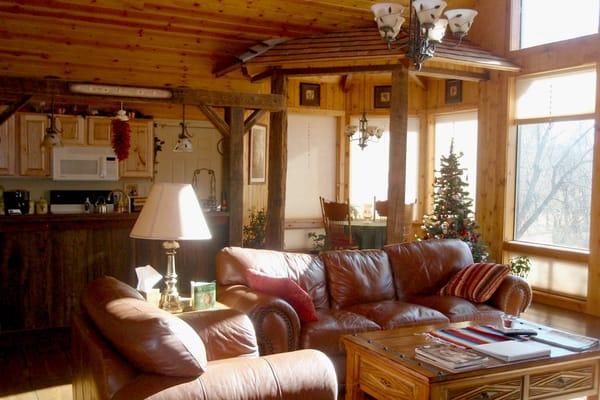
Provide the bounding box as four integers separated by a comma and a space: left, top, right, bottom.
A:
82, 276, 208, 377
384, 239, 474, 300
216, 247, 330, 309
300, 309, 380, 355
409, 295, 502, 322
321, 249, 395, 308
344, 300, 449, 329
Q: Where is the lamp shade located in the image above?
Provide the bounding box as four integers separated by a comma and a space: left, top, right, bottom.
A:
371, 3, 405, 41
445, 9, 478, 37
413, 0, 447, 25
130, 183, 212, 241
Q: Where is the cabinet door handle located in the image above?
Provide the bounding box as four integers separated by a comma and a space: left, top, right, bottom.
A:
557, 377, 568, 386
477, 392, 491, 400
379, 377, 392, 388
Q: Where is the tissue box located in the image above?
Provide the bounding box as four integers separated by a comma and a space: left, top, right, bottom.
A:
191, 281, 216, 311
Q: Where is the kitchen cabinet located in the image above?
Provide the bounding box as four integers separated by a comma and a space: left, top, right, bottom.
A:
59, 115, 85, 145
0, 115, 16, 176
120, 120, 154, 178
19, 113, 50, 177
87, 116, 112, 145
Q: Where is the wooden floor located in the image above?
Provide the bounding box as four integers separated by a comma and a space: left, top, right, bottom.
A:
0, 303, 599, 400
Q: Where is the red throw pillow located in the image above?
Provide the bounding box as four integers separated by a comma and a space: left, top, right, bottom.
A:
245, 269, 318, 322
440, 263, 510, 303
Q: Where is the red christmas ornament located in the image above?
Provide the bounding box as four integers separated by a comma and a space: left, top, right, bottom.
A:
111, 110, 131, 161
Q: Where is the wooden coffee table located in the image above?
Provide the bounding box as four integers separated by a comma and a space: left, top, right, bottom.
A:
342, 321, 600, 400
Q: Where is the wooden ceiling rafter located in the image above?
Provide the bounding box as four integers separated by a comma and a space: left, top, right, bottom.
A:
0, 94, 31, 124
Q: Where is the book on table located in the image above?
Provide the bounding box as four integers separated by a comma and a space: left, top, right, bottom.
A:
473, 340, 551, 362
415, 343, 488, 373
532, 329, 599, 352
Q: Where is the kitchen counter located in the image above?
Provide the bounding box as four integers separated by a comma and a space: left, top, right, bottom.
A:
0, 210, 230, 333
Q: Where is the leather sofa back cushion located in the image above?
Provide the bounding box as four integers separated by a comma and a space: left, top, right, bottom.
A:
321, 250, 395, 308
82, 276, 208, 377
246, 269, 319, 322
384, 239, 474, 300
216, 247, 330, 309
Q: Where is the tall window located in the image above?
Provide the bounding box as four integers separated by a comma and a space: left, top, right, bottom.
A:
517, 0, 599, 49
350, 117, 419, 216
512, 67, 597, 298
434, 112, 478, 209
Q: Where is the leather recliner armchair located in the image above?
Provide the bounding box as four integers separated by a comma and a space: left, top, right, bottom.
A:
72, 276, 338, 400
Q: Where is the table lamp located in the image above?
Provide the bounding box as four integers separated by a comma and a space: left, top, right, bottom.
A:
130, 183, 211, 312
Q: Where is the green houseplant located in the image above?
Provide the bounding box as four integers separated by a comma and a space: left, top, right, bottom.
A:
243, 208, 266, 249
509, 255, 531, 279
308, 231, 327, 253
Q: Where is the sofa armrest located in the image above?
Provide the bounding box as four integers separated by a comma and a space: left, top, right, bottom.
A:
488, 274, 532, 316
178, 309, 259, 361
113, 350, 337, 400
217, 284, 301, 354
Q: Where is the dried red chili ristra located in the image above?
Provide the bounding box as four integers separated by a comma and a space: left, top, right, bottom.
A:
111, 118, 131, 161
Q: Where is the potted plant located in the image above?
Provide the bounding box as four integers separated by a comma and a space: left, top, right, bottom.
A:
509, 255, 531, 279
243, 209, 266, 249
308, 231, 327, 253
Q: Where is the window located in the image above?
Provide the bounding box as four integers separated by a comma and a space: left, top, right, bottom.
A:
511, 67, 597, 298
350, 117, 419, 216
434, 112, 478, 209
517, 0, 599, 49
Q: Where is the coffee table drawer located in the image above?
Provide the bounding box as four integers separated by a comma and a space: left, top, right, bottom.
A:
442, 377, 523, 400
359, 359, 422, 400
528, 363, 596, 400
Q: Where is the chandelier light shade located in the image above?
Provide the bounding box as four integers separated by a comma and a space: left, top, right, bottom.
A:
173, 104, 193, 153
41, 97, 62, 148
371, 1, 478, 70
346, 112, 384, 150
445, 9, 478, 38
371, 3, 405, 45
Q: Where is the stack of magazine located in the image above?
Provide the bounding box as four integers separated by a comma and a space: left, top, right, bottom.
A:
415, 343, 488, 373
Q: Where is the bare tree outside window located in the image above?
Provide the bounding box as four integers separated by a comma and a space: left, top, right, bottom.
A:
515, 120, 595, 250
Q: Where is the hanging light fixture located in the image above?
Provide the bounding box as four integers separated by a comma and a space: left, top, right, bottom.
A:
173, 104, 193, 152
41, 96, 62, 147
345, 76, 384, 150
371, 1, 478, 71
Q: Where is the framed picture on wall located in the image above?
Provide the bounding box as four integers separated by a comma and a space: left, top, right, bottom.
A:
374, 85, 392, 108
299, 82, 321, 107
249, 124, 267, 184
445, 79, 463, 104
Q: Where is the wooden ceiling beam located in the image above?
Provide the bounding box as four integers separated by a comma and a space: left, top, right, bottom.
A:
244, 109, 267, 132
198, 105, 230, 137
0, 76, 285, 111
408, 72, 426, 89
250, 64, 408, 82
0, 95, 32, 125
414, 67, 490, 82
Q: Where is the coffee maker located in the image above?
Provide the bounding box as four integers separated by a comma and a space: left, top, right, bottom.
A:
3, 190, 30, 215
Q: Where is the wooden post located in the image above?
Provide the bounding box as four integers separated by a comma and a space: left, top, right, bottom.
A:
386, 66, 409, 244
228, 107, 244, 246
265, 70, 288, 250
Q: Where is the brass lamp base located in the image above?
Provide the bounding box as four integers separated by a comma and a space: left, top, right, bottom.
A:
159, 240, 182, 313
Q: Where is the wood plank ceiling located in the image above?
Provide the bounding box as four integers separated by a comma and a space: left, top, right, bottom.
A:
0, 0, 476, 88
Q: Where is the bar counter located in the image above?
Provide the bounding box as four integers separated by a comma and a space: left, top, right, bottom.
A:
0, 211, 229, 333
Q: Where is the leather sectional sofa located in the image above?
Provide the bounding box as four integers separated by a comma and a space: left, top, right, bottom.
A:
216, 239, 532, 384
73, 276, 338, 400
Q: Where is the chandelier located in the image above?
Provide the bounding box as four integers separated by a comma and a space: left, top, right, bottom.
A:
173, 104, 193, 152
345, 112, 384, 150
371, 1, 478, 70
41, 96, 62, 147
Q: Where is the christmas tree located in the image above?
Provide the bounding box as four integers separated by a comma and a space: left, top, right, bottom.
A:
421, 141, 489, 262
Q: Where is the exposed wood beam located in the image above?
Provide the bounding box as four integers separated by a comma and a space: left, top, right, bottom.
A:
197, 105, 230, 137
244, 109, 267, 132
0, 95, 32, 125
250, 64, 406, 82
415, 67, 490, 82
408, 72, 426, 89
227, 107, 245, 247
341, 74, 353, 93
265, 70, 288, 250
386, 66, 409, 244
0, 76, 286, 111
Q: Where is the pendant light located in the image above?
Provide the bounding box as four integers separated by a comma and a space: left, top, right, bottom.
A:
173, 104, 193, 152
41, 96, 62, 147
345, 75, 384, 150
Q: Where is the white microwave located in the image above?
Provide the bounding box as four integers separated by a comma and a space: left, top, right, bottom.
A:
52, 147, 119, 181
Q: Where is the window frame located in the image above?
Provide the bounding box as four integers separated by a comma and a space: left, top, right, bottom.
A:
503, 66, 599, 301
510, 0, 600, 51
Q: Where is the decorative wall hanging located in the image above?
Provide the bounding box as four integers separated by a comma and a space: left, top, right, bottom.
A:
445, 79, 462, 104
249, 124, 267, 184
111, 103, 131, 160
374, 85, 392, 109
299, 82, 321, 107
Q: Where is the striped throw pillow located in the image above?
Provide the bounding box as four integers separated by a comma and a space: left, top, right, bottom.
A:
440, 263, 510, 303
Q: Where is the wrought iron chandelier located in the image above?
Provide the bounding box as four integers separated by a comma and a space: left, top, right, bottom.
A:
371, 1, 478, 70
41, 96, 62, 147
173, 104, 193, 152
345, 75, 384, 150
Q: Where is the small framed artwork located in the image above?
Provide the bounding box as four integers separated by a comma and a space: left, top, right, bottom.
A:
374, 85, 392, 108
299, 82, 321, 107
249, 124, 267, 184
445, 79, 463, 104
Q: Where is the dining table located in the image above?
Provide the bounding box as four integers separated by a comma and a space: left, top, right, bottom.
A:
343, 219, 387, 249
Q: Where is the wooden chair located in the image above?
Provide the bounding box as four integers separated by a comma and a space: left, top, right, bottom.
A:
319, 197, 357, 250
374, 198, 388, 218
